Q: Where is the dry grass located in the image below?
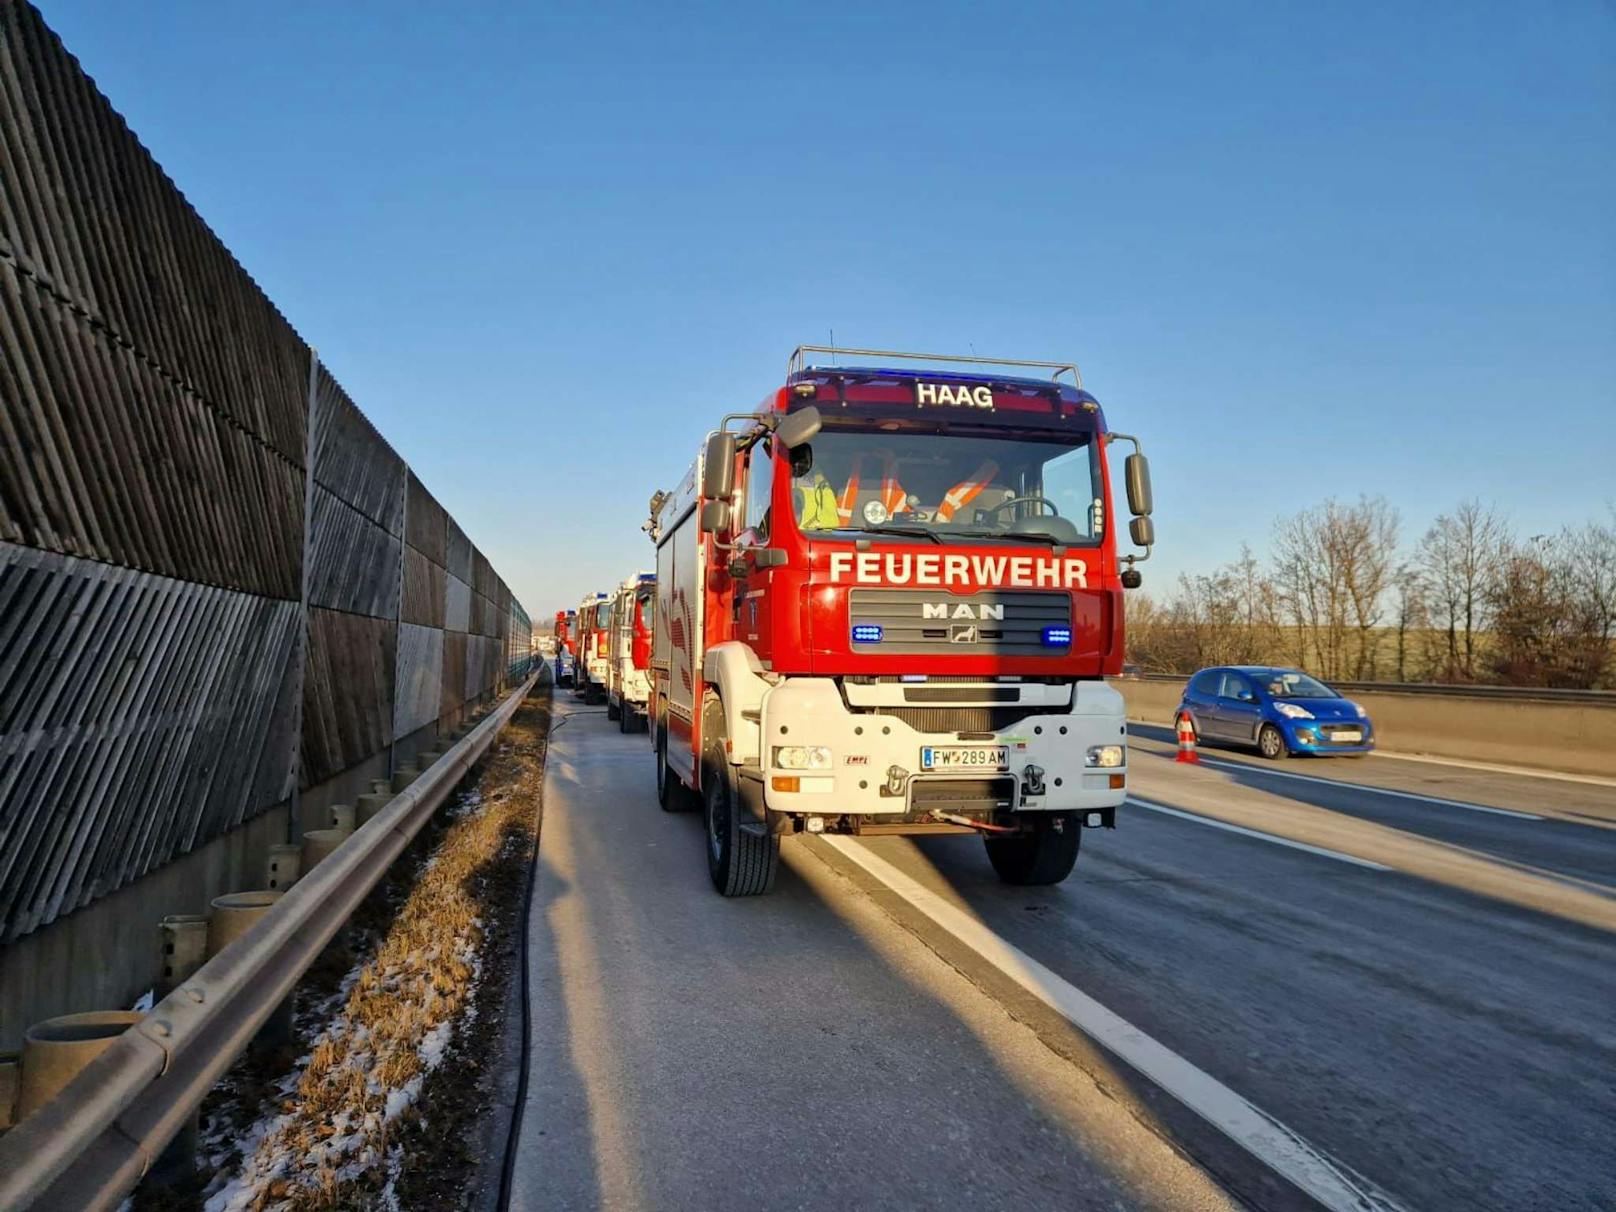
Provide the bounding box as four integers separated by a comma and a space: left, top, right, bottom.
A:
206, 693, 549, 1212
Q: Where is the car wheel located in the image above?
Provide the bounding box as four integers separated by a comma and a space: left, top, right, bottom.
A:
1258, 724, 1288, 760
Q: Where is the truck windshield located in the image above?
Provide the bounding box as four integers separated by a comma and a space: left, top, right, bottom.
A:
787, 425, 1102, 544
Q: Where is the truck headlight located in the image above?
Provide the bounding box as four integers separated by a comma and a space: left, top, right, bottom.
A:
1085, 745, 1125, 768
774, 745, 832, 770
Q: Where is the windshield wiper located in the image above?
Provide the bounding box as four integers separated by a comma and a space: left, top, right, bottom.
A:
858, 523, 947, 546
951, 527, 1065, 548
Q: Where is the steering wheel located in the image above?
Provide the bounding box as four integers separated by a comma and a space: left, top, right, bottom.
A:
980, 495, 1061, 522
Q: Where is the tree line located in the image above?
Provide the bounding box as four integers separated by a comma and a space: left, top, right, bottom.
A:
1128, 499, 1616, 689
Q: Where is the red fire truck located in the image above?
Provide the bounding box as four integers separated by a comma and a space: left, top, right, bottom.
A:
552, 609, 577, 687
606, 572, 656, 732
575, 591, 611, 701
647, 347, 1154, 896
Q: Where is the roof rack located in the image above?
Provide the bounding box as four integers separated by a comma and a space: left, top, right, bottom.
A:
788, 345, 1081, 388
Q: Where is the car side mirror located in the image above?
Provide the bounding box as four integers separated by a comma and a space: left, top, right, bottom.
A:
775, 405, 822, 450
702, 431, 736, 500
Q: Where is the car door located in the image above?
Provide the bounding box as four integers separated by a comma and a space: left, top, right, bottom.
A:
1218, 672, 1263, 744
1186, 671, 1220, 737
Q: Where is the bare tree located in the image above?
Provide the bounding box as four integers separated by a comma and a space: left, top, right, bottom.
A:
1339, 497, 1399, 678
1272, 498, 1394, 680
1564, 510, 1616, 684
1391, 563, 1427, 683
1417, 501, 1506, 681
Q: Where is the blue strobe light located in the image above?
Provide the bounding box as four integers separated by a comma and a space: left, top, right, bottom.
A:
852, 624, 884, 643
1041, 626, 1072, 647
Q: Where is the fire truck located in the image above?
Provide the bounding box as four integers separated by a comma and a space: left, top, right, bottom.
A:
647, 347, 1154, 896
552, 609, 577, 687
606, 572, 656, 732
575, 591, 611, 701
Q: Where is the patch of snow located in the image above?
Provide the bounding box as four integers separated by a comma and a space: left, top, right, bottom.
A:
129, 988, 153, 1013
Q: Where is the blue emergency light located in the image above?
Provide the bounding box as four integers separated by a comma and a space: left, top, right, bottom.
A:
1041, 626, 1072, 647
852, 624, 883, 643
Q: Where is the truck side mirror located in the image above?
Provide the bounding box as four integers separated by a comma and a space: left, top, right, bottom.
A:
702, 431, 737, 500
774, 405, 822, 451
1125, 453, 1153, 517
1129, 516, 1154, 547
699, 499, 731, 535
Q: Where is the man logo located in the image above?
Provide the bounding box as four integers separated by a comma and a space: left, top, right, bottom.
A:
950, 624, 978, 644
922, 602, 1006, 621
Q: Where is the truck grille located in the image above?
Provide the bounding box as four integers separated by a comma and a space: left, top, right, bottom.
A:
869, 706, 1042, 733
848, 590, 1071, 656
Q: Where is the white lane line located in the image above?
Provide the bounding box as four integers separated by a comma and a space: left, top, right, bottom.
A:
1186, 754, 1545, 821
822, 836, 1408, 1212
1127, 798, 1392, 871
1372, 749, 1616, 789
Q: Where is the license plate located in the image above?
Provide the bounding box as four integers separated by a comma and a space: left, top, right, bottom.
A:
920, 745, 1008, 771
1331, 729, 1363, 743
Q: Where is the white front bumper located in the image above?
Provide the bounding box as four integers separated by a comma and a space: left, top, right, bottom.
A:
758, 677, 1127, 817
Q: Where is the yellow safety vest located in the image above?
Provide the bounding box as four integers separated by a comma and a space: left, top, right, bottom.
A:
795, 475, 839, 531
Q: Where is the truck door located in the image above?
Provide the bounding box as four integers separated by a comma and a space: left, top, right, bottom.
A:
734, 437, 776, 656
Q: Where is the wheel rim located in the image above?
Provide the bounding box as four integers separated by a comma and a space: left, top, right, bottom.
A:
1261, 728, 1281, 757
707, 776, 728, 863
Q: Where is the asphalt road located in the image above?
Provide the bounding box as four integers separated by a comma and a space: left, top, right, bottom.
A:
509, 704, 1616, 1211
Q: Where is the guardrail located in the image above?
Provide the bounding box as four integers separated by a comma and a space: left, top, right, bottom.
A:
0, 670, 541, 1212
1123, 673, 1616, 706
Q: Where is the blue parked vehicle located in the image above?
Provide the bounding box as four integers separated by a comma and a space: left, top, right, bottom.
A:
1175, 666, 1374, 759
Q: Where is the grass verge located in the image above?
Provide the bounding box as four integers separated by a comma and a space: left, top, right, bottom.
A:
187, 687, 551, 1211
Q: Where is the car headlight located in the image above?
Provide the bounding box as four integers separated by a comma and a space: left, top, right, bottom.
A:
1085, 744, 1125, 768
774, 745, 832, 770
1273, 703, 1314, 720
1353, 703, 1368, 719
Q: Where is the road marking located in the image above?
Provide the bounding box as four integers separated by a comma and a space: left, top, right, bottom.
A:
1127, 798, 1393, 870
1184, 754, 1545, 821
822, 836, 1408, 1212
1372, 749, 1616, 789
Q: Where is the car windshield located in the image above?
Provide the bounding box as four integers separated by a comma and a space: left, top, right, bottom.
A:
787, 423, 1102, 545
1261, 671, 1337, 698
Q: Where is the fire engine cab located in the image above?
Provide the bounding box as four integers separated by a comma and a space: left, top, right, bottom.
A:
575, 591, 611, 702
648, 347, 1154, 896
606, 572, 656, 732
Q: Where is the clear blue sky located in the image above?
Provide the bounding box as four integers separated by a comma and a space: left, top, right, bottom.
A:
44, 0, 1616, 617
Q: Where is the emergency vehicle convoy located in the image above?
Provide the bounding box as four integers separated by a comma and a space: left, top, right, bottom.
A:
647, 346, 1154, 896
552, 609, 577, 686
574, 591, 611, 701
605, 572, 657, 732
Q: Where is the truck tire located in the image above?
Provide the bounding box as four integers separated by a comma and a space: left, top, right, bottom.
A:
701, 693, 778, 896
607, 696, 620, 722
656, 720, 696, 813
984, 813, 1081, 885
618, 703, 634, 733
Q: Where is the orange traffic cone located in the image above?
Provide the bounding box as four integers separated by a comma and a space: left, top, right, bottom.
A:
1175, 715, 1199, 764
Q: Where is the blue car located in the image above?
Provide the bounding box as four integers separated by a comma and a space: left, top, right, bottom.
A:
1175, 666, 1374, 759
